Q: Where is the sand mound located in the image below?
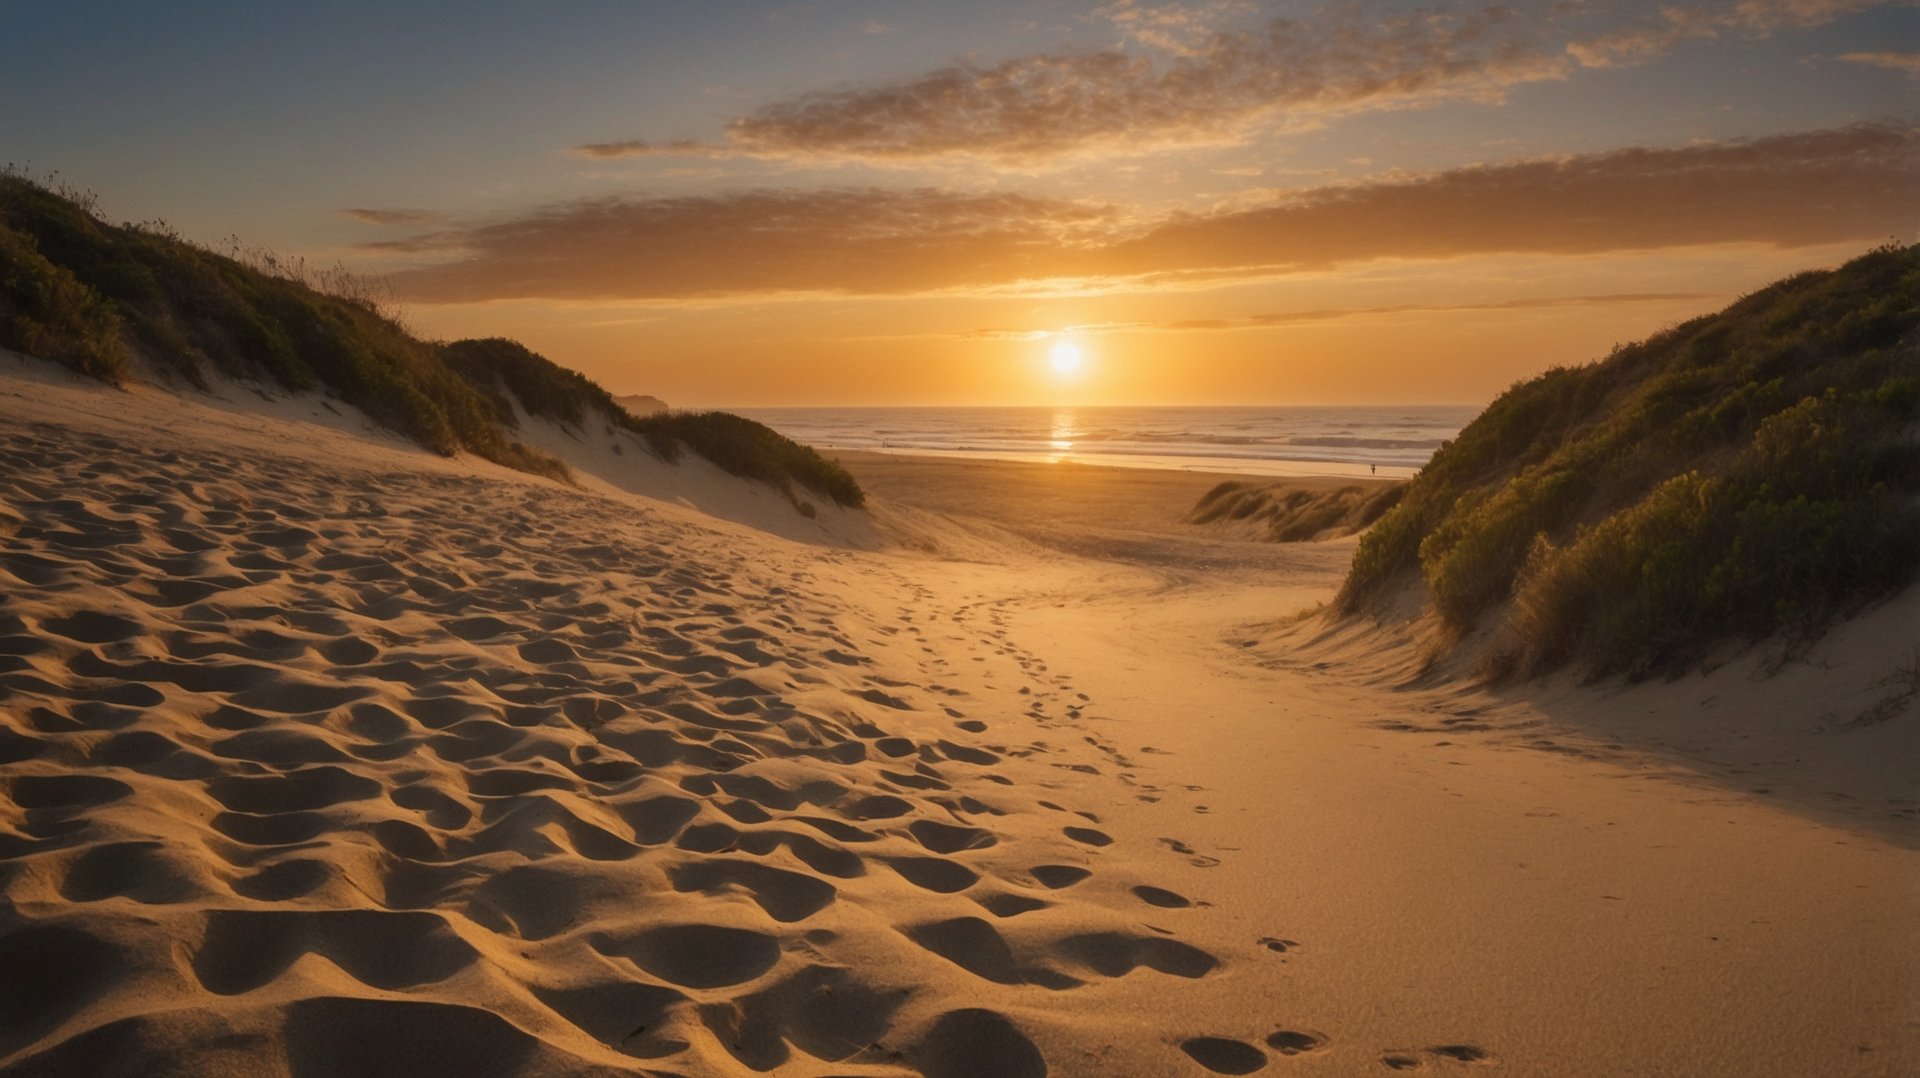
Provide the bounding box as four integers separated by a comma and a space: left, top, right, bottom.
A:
0, 397, 1225, 1076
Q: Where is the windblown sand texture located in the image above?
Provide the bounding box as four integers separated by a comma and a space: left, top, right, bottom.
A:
0, 424, 1208, 1075
1, 360, 1915, 1077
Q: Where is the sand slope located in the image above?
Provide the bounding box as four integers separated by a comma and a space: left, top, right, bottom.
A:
0, 365, 1246, 1077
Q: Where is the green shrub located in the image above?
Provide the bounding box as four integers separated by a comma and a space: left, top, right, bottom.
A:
634, 411, 865, 508
435, 337, 866, 507
2, 172, 866, 508
0, 223, 127, 380
1188, 479, 1405, 541
441, 337, 610, 428
1338, 243, 1920, 677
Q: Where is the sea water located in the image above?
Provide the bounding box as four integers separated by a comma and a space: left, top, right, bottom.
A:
737, 406, 1477, 480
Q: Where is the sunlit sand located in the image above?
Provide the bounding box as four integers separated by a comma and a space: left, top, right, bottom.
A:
2, 356, 1912, 1076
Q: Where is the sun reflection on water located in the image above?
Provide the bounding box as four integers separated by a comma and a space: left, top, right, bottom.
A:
1048, 408, 1077, 459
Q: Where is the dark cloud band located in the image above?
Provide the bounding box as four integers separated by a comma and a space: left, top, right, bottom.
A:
383, 124, 1919, 303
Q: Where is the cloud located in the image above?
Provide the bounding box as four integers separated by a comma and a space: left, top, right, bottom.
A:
1568, 0, 1890, 68
376, 189, 1118, 302
652, 5, 1568, 163
920, 294, 1722, 341
573, 1, 1901, 164
340, 207, 442, 226
1093, 0, 1260, 56
1837, 50, 1920, 75
1092, 123, 1919, 281
1167, 292, 1728, 329
382, 124, 1919, 303
573, 138, 729, 159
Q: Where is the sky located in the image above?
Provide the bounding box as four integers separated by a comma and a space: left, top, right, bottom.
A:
2, 0, 1915, 407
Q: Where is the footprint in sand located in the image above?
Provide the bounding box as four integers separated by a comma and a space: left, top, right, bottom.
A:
912, 1008, 1047, 1078
1131, 884, 1193, 909
1029, 865, 1092, 889
1159, 837, 1221, 868
1267, 1029, 1328, 1055
1427, 1044, 1495, 1064
1063, 825, 1113, 847
591, 923, 781, 989
1180, 1036, 1270, 1074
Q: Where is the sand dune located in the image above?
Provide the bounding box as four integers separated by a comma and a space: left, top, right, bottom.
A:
2, 357, 1914, 1076
0, 365, 1245, 1076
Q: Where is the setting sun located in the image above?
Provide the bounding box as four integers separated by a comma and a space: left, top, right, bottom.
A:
1049, 340, 1085, 374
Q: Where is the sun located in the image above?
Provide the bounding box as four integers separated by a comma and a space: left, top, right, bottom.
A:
1048, 341, 1084, 374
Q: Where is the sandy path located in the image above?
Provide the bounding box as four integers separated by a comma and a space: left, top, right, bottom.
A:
983, 566, 1914, 1075
841, 450, 1917, 1075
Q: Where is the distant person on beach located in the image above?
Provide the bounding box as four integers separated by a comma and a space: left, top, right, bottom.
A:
1370, 463, 1376, 475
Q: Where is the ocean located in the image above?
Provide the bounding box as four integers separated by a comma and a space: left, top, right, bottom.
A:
737, 405, 1478, 480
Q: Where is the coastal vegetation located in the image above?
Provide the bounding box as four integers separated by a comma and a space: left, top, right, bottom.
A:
1337, 244, 1920, 678
1188, 479, 1404, 540
443, 337, 864, 507
0, 171, 862, 506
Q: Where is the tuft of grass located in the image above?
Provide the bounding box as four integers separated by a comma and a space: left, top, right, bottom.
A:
1336, 243, 1920, 678
0, 169, 570, 479
0, 221, 128, 381
633, 411, 866, 509
441, 337, 611, 429
438, 336, 863, 507
1188, 480, 1403, 541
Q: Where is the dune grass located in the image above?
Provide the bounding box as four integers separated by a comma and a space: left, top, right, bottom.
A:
441, 337, 864, 508
632, 411, 866, 509
1337, 244, 1920, 678
1188, 480, 1404, 541
0, 173, 863, 507
0, 171, 566, 479
0, 219, 129, 382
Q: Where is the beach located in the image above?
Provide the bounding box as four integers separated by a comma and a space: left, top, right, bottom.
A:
738, 406, 1476, 480
2, 359, 1915, 1077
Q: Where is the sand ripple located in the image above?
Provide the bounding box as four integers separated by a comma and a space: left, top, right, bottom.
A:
0, 417, 1222, 1075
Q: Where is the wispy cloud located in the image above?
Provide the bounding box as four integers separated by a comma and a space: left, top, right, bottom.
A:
1836, 50, 1920, 75
1093, 0, 1260, 56
1568, 0, 1891, 68
385, 124, 1918, 303
931, 293, 1724, 340
582, 4, 1568, 163
374, 189, 1117, 302
1094, 123, 1919, 281
340, 207, 442, 225
572, 1, 1903, 164
573, 138, 731, 160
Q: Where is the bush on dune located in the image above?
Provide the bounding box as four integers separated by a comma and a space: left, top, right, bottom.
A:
440, 337, 865, 509
632, 411, 866, 509
0, 222, 127, 381
1337, 243, 1920, 678
0, 172, 864, 507
441, 336, 612, 429
0, 171, 567, 479
1188, 480, 1403, 541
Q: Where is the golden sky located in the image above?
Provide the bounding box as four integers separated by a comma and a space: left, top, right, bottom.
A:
5, 1, 1915, 405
